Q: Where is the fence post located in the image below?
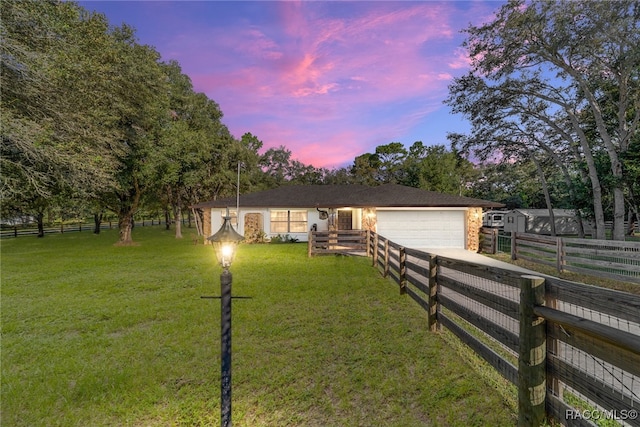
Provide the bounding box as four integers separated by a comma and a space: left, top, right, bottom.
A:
329, 230, 337, 250
492, 228, 498, 254
428, 255, 438, 332
366, 230, 371, 257
308, 230, 313, 257
372, 234, 379, 267
511, 231, 517, 260
399, 247, 406, 295
383, 240, 389, 278
545, 287, 563, 404
518, 275, 546, 427
556, 237, 565, 273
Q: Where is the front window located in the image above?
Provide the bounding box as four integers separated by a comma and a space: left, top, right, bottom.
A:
271, 210, 307, 233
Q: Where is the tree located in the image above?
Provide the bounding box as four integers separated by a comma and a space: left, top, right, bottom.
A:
258, 146, 326, 187
259, 146, 293, 187
622, 136, 640, 234
149, 61, 245, 239
1, 0, 121, 233
95, 25, 169, 244
1, 0, 254, 243
447, 0, 640, 240
350, 153, 381, 186
374, 142, 407, 184
402, 143, 477, 195
236, 133, 265, 192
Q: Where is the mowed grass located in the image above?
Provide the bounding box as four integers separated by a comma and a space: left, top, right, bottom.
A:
1, 227, 516, 426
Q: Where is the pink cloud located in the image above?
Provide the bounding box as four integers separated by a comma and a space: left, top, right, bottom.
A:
448, 47, 473, 69
161, 1, 498, 168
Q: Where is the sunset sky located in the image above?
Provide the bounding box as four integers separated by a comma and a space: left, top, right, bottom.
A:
78, 1, 503, 168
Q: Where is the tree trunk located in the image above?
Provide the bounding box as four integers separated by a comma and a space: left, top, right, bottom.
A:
118, 213, 133, 244
533, 156, 556, 236
116, 186, 140, 245
165, 209, 171, 230
540, 144, 586, 237
612, 187, 626, 241
628, 207, 636, 236
93, 212, 103, 234
36, 212, 45, 238
173, 201, 183, 239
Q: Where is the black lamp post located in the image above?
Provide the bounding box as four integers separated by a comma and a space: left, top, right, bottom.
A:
207, 215, 244, 427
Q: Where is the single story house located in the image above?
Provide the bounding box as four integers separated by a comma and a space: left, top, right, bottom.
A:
192, 184, 503, 251
503, 208, 590, 235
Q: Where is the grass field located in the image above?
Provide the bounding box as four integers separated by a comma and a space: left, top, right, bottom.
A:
1, 227, 516, 426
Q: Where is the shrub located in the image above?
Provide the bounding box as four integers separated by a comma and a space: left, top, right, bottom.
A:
270, 234, 299, 244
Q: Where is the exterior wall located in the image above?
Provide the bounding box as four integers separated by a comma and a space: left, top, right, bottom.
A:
362, 207, 377, 232
243, 212, 264, 243
504, 212, 526, 233
209, 207, 355, 242
309, 209, 330, 233
210, 208, 225, 238
466, 207, 482, 252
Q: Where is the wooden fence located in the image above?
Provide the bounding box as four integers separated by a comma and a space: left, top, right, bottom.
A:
480, 228, 640, 284
0, 219, 165, 239
308, 230, 368, 256
369, 232, 640, 426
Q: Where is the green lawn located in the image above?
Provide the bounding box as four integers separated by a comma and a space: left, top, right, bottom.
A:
1, 227, 516, 426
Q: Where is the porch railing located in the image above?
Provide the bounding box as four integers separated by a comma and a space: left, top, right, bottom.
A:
308, 230, 368, 256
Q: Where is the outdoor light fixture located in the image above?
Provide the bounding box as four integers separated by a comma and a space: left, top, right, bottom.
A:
209, 216, 244, 268
207, 215, 244, 427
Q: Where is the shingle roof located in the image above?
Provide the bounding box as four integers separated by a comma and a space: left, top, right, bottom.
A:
192, 184, 504, 209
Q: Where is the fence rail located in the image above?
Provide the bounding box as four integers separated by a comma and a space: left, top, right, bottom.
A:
480, 228, 640, 283
370, 232, 640, 426
307, 230, 368, 256
0, 219, 165, 239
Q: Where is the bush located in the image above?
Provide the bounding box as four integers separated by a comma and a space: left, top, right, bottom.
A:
270, 234, 299, 244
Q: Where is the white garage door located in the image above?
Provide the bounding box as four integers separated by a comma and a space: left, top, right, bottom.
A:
376, 210, 466, 249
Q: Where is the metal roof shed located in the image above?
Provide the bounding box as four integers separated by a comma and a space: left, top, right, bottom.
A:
503, 209, 583, 235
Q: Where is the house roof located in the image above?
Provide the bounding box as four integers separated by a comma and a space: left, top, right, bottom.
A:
192, 184, 504, 209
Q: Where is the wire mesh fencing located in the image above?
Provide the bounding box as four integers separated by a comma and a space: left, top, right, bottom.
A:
370, 232, 640, 426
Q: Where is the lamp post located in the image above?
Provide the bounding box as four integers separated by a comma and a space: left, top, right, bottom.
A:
208, 215, 244, 427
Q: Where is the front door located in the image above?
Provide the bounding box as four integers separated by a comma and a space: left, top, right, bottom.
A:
338, 210, 352, 230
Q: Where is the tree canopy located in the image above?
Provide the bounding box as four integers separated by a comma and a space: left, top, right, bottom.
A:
446, 0, 640, 240
4, 0, 637, 242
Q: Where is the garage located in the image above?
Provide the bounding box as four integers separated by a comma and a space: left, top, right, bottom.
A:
376, 209, 466, 249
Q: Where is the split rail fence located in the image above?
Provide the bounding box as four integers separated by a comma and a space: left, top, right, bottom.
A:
0, 219, 167, 239
480, 229, 640, 284
369, 232, 640, 426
